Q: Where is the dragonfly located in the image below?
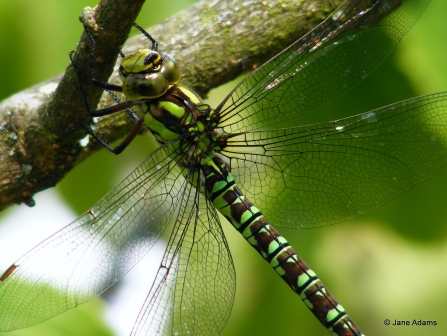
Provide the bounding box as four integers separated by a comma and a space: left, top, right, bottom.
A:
0, 0, 445, 334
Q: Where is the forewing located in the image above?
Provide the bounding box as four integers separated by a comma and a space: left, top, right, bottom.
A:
131, 168, 235, 336
217, 0, 430, 133
0, 142, 187, 331
222, 92, 447, 228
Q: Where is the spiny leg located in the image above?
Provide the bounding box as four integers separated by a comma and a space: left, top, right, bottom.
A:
68, 25, 144, 154
133, 22, 158, 51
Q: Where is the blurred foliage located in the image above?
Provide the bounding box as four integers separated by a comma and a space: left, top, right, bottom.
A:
1, 0, 447, 336
0, 296, 112, 336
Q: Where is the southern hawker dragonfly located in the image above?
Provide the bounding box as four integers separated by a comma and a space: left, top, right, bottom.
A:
0, 0, 446, 335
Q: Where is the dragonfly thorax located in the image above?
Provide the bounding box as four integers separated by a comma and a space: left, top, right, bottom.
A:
143, 86, 223, 157
120, 50, 181, 100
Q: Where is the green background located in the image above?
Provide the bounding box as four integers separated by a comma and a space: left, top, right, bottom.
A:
1, 0, 447, 335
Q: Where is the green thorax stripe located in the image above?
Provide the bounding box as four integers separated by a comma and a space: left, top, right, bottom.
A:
142, 85, 203, 143
201, 153, 363, 336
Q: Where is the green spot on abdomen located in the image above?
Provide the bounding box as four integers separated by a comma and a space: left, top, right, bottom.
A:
326, 305, 345, 323
267, 236, 287, 255
212, 181, 227, 194
297, 270, 317, 288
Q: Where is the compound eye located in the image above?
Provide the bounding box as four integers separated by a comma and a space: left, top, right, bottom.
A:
160, 53, 181, 84
123, 73, 169, 100
119, 49, 162, 77
144, 52, 159, 66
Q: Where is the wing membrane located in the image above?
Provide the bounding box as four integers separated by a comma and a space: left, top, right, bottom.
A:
222, 92, 447, 228
0, 141, 189, 331
217, 0, 430, 132
131, 167, 235, 336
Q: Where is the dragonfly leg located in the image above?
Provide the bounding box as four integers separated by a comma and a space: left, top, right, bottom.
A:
83, 23, 123, 92
68, 25, 145, 154
78, 118, 144, 154
132, 22, 158, 51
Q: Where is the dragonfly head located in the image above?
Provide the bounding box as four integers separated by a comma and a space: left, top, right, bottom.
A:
120, 50, 181, 100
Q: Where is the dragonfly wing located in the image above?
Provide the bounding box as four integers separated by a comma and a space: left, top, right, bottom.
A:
222, 92, 447, 228
217, 0, 430, 132
131, 168, 235, 336
0, 141, 188, 331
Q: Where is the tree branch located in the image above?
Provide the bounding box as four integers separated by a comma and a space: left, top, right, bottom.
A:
0, 0, 146, 210
0, 0, 400, 211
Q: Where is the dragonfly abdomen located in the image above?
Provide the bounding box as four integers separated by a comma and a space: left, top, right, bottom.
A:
201, 153, 364, 336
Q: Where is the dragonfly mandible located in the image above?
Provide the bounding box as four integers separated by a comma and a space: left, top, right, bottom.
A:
0, 0, 445, 335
